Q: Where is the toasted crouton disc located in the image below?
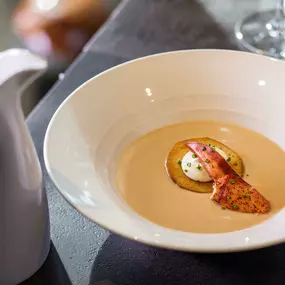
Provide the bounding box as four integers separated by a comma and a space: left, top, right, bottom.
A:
166, 137, 244, 193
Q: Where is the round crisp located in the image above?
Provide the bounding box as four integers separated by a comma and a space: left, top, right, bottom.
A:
165, 137, 244, 193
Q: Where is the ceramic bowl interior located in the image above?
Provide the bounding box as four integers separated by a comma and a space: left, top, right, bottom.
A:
44, 50, 285, 252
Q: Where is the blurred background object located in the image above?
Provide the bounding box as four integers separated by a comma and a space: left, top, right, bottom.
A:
235, 0, 285, 59
0, 0, 120, 116
12, 0, 120, 64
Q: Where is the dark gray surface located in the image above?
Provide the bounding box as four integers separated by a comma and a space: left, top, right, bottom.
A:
86, 0, 237, 58
23, 0, 285, 284
85, 0, 274, 57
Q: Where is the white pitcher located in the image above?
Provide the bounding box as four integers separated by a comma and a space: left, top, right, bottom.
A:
0, 49, 50, 285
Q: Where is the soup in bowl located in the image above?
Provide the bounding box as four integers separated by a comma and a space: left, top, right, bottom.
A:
44, 50, 285, 252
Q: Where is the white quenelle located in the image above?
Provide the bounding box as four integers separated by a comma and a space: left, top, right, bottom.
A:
181, 148, 228, 182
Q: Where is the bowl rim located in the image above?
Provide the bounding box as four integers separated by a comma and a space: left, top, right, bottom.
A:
43, 49, 285, 253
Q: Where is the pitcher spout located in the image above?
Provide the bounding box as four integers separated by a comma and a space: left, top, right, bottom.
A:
0, 49, 47, 86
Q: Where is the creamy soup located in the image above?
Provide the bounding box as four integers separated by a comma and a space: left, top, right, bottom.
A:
116, 121, 285, 233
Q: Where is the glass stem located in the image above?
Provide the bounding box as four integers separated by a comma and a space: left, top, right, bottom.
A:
276, 0, 285, 20
273, 0, 285, 35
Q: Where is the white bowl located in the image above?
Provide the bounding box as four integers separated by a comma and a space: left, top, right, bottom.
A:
44, 50, 285, 252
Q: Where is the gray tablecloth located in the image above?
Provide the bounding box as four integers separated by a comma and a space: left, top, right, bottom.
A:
85, 0, 273, 57
23, 1, 284, 285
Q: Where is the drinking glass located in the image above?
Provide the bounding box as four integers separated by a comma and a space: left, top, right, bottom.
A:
235, 0, 285, 59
